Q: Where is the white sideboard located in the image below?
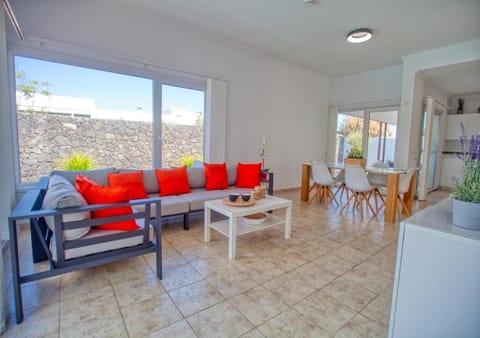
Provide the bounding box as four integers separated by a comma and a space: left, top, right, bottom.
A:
388, 198, 480, 338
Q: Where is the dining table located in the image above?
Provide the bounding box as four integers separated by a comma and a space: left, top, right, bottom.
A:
301, 162, 417, 223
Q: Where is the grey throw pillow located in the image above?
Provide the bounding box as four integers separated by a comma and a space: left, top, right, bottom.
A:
42, 175, 91, 240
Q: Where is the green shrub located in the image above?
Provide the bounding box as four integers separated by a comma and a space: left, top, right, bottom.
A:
347, 147, 364, 159
177, 155, 202, 168
60, 152, 96, 171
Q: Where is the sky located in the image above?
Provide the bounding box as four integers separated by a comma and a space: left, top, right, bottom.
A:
14, 56, 204, 115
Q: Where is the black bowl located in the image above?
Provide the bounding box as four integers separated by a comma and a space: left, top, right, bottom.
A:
241, 194, 251, 202
229, 194, 239, 202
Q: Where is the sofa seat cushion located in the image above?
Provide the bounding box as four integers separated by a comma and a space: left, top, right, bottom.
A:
42, 175, 91, 240
50, 219, 152, 261
180, 188, 250, 211
133, 194, 189, 218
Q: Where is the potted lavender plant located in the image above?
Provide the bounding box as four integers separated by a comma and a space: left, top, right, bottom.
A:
451, 123, 480, 229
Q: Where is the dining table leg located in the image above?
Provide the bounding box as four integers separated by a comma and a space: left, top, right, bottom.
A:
301, 163, 311, 201
385, 173, 400, 223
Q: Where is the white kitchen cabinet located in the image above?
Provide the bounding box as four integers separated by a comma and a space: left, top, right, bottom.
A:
388, 198, 480, 338
439, 155, 463, 188
445, 113, 480, 140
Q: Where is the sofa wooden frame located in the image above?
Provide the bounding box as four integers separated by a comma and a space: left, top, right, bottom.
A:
8, 178, 162, 324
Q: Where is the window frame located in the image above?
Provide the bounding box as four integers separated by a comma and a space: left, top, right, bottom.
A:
335, 105, 400, 164
8, 45, 207, 191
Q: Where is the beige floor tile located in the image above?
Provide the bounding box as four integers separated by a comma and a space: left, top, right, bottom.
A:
161, 262, 204, 291
293, 290, 357, 334
60, 286, 119, 330
9, 277, 60, 312
106, 256, 153, 284
11, 302, 59, 338
258, 309, 330, 338
361, 295, 392, 327
121, 293, 183, 337
330, 245, 371, 264
334, 313, 387, 338
60, 265, 110, 300
60, 317, 128, 338
241, 328, 266, 338
190, 255, 238, 278
229, 285, 289, 326
207, 270, 258, 298
187, 301, 253, 338
262, 272, 316, 306
291, 263, 338, 289
145, 319, 197, 338
234, 258, 285, 284
169, 279, 225, 316
321, 277, 376, 312
341, 264, 391, 293
112, 273, 165, 307
311, 253, 357, 275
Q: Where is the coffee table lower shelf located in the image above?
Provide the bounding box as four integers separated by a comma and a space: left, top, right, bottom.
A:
208, 214, 284, 237
204, 196, 293, 259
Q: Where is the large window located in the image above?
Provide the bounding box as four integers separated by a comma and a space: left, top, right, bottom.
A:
335, 108, 398, 166
12, 55, 205, 185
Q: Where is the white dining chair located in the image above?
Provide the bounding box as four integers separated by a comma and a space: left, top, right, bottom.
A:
340, 165, 384, 219
309, 161, 339, 208
378, 168, 417, 217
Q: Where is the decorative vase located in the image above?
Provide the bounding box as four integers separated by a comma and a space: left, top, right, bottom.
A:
344, 158, 366, 168
452, 198, 480, 230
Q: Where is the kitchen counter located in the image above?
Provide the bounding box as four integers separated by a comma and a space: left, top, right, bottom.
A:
388, 197, 480, 338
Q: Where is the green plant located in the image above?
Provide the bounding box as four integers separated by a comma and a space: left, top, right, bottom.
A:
178, 155, 202, 168
452, 123, 480, 203
60, 152, 96, 171
347, 146, 364, 159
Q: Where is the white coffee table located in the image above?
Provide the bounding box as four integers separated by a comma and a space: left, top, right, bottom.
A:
204, 195, 293, 259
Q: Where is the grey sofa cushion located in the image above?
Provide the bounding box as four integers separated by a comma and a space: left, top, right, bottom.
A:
51, 167, 116, 186
118, 169, 158, 194
134, 194, 189, 217
187, 167, 206, 189
42, 175, 91, 240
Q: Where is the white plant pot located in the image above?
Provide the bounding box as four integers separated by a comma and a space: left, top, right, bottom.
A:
452, 198, 480, 230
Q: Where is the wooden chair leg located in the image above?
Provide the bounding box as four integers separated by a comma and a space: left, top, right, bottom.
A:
398, 195, 411, 215
340, 193, 355, 215
364, 192, 377, 216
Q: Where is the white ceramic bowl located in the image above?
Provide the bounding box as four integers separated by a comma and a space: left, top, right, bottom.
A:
243, 212, 267, 225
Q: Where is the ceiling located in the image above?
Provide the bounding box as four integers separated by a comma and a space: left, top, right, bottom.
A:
115, 0, 480, 77
6, 0, 480, 96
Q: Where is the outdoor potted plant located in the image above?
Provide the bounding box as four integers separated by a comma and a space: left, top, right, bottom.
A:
451, 123, 480, 230
344, 146, 366, 168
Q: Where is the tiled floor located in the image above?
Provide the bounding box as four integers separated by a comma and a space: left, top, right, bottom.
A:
2, 188, 450, 337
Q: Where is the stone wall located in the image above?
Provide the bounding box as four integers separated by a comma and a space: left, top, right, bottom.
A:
17, 112, 203, 182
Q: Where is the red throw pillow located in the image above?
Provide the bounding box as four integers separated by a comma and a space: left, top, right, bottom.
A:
108, 171, 148, 200
236, 162, 262, 188
77, 179, 138, 231
75, 174, 99, 191
155, 166, 191, 196
204, 163, 228, 190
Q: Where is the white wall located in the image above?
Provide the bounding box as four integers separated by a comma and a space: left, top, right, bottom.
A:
330, 64, 402, 108
8, 0, 331, 190
396, 39, 480, 168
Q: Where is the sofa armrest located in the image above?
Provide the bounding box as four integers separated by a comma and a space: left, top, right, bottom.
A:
261, 171, 274, 195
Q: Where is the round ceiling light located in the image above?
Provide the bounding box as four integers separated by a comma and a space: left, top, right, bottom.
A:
346, 28, 373, 43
